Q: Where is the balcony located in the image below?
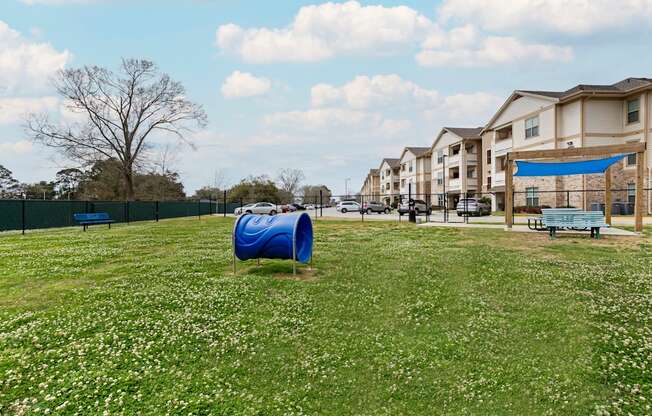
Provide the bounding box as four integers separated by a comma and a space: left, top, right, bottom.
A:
494, 138, 513, 155
466, 152, 478, 164
447, 153, 460, 166
448, 178, 461, 190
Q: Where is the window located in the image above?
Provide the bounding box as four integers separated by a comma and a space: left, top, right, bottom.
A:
437, 150, 444, 164
409, 162, 414, 173
437, 194, 445, 207
525, 116, 539, 138
401, 179, 406, 187
401, 164, 406, 171
437, 172, 443, 185
627, 98, 640, 124
486, 149, 491, 165
526, 187, 539, 207
487, 176, 492, 189
626, 153, 637, 167
627, 182, 636, 204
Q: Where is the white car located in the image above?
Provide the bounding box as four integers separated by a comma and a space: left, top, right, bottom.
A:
234, 202, 278, 216
305, 204, 315, 210
336, 201, 360, 213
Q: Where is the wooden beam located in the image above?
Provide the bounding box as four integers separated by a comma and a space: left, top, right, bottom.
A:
635, 151, 645, 232
505, 157, 513, 228
605, 166, 612, 225
509, 142, 646, 160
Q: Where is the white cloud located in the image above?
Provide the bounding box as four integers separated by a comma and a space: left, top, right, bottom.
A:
416, 25, 573, 67
0, 21, 71, 94
0, 96, 59, 125
440, 92, 504, 122
311, 74, 440, 109
438, 0, 652, 35
0, 140, 33, 155
216, 1, 433, 63
221, 70, 271, 99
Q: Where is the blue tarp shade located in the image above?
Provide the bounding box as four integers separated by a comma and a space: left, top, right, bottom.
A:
514, 154, 630, 177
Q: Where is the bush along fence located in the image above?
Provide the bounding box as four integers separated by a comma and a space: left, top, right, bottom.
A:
0, 199, 241, 234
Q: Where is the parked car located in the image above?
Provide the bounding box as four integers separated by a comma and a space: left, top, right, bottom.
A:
360, 201, 391, 214
336, 201, 360, 213
281, 204, 297, 213
398, 199, 432, 216
290, 203, 306, 211
305, 204, 316, 210
234, 202, 278, 215
456, 198, 491, 216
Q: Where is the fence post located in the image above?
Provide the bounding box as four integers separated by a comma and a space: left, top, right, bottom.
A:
319, 190, 323, 218
156, 201, 159, 222
198, 199, 201, 220
21, 199, 26, 235
566, 190, 570, 208
223, 190, 227, 218
126, 201, 130, 224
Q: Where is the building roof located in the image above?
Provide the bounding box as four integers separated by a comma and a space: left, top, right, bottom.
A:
517, 77, 652, 101
405, 147, 431, 157
443, 127, 483, 140
485, 77, 652, 131
379, 158, 400, 169
369, 168, 379, 176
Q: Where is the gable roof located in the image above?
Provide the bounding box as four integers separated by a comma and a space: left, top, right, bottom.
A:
404, 147, 431, 157
484, 77, 652, 131
379, 158, 400, 169
431, 127, 483, 150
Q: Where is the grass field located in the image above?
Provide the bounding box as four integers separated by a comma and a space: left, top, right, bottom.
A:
1, 217, 651, 415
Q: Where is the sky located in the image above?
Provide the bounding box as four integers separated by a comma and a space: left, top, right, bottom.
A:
1, 0, 652, 195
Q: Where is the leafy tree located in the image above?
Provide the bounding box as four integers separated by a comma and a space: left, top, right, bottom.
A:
55, 168, 85, 199
227, 175, 284, 203
0, 165, 21, 199
23, 181, 56, 200
300, 185, 332, 204
193, 186, 222, 200
27, 58, 207, 200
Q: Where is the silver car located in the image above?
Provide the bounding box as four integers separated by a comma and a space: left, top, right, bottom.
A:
336, 201, 360, 213
234, 202, 278, 215
456, 198, 491, 216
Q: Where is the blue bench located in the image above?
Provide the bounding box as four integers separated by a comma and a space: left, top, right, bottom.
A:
73, 213, 115, 231
541, 209, 608, 239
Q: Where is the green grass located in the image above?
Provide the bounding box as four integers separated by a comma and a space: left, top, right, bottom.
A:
1, 217, 651, 415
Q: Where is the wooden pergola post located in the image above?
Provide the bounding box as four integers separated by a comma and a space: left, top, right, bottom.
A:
635, 151, 645, 232
505, 155, 513, 229
604, 166, 612, 226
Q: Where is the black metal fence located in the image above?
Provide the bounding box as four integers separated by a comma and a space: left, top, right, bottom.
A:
0, 199, 241, 234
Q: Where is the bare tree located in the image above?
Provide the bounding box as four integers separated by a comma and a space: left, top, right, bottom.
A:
27, 59, 207, 200
276, 168, 305, 196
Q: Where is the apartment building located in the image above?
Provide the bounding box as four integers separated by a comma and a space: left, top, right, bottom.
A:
379, 158, 400, 204
398, 147, 431, 196
483, 77, 652, 212
430, 127, 483, 207
360, 169, 381, 200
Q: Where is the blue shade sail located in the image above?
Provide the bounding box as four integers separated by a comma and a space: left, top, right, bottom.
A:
514, 154, 629, 177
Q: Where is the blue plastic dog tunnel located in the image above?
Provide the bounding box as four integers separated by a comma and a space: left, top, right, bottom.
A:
232, 212, 313, 275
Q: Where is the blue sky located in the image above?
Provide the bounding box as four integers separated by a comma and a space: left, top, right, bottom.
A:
1, 0, 652, 195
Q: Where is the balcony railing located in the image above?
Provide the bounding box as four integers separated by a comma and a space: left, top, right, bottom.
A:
494, 138, 513, 155
447, 153, 460, 165
494, 171, 505, 186
448, 178, 461, 190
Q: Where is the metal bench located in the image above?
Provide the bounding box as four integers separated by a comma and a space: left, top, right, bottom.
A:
541, 209, 608, 239
73, 212, 115, 231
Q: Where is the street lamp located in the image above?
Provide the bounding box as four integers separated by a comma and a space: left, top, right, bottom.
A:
442, 154, 447, 222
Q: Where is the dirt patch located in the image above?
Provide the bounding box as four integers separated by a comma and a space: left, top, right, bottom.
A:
274, 267, 318, 282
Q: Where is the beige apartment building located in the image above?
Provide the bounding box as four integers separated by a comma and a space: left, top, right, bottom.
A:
430, 127, 483, 207
483, 77, 652, 213
398, 147, 431, 197
360, 169, 380, 200
379, 158, 400, 204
